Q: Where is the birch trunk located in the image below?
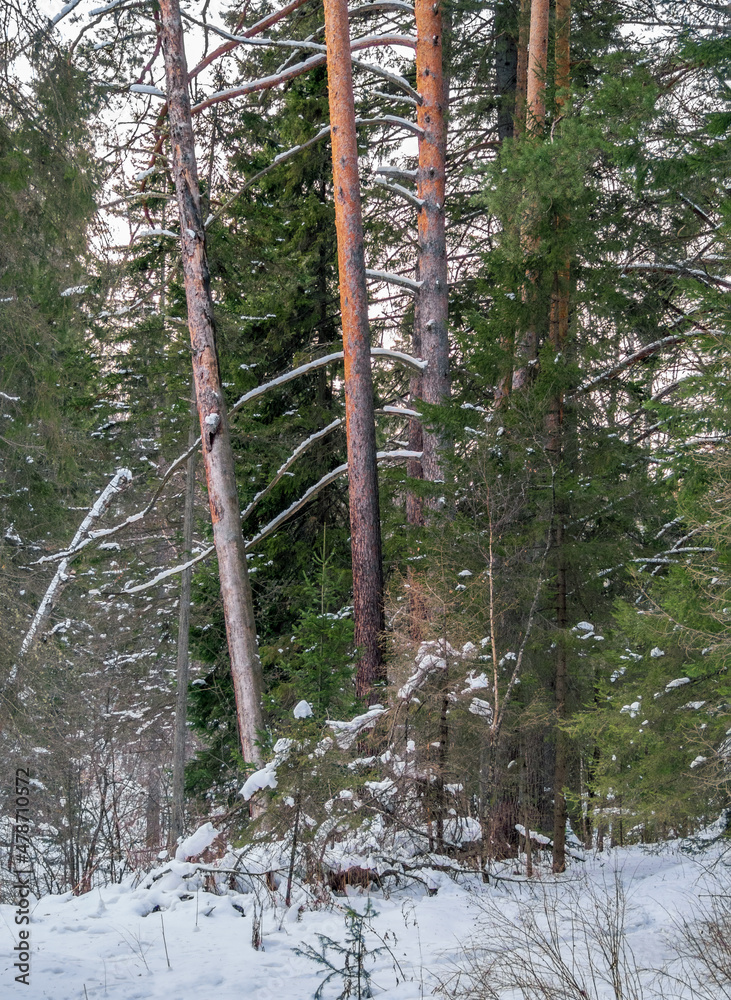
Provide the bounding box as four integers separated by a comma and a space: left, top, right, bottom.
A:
322, 0, 385, 701
159, 0, 264, 764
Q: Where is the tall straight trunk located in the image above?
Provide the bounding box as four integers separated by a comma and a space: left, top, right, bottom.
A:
169, 387, 197, 849
511, 0, 550, 392
513, 0, 531, 138
526, 0, 550, 132
495, 0, 529, 403
550, 0, 571, 875
415, 0, 450, 485
159, 0, 264, 764
322, 0, 385, 701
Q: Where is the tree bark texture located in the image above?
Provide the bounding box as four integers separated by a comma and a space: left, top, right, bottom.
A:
322, 0, 385, 701
526, 0, 550, 133
170, 389, 197, 849
415, 0, 450, 485
159, 0, 264, 764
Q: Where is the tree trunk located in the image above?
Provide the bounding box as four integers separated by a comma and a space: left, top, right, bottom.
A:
322, 0, 385, 702
169, 386, 197, 850
415, 0, 450, 485
526, 0, 550, 133
550, 0, 571, 875
513, 0, 530, 138
511, 0, 550, 392
159, 0, 264, 764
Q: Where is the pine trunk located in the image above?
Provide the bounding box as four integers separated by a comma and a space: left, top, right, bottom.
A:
526, 0, 550, 132
415, 0, 450, 485
159, 0, 264, 765
322, 0, 385, 701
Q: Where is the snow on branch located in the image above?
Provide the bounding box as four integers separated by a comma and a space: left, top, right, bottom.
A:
230, 347, 426, 416
194, 37, 419, 114
181, 15, 416, 56
0, 391, 21, 403
240, 418, 345, 522
366, 269, 423, 293
574, 330, 721, 396
90, 0, 137, 14
380, 404, 421, 418
135, 226, 179, 239
375, 164, 417, 181
123, 451, 422, 595
327, 705, 389, 749
123, 546, 215, 595
354, 1, 415, 14
51, 0, 85, 25
40, 352, 423, 574
370, 88, 419, 107
357, 114, 423, 137
38, 441, 199, 565
621, 262, 731, 290
130, 84, 167, 98
20, 469, 132, 655
188, 0, 313, 83
246, 450, 420, 549
373, 177, 424, 209
350, 57, 420, 103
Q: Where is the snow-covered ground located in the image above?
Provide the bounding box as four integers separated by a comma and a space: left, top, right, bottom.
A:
1, 831, 729, 1000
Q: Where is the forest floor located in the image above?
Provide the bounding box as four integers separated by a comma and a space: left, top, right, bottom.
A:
1, 823, 729, 1000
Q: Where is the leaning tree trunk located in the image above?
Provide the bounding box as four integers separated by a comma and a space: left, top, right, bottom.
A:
322, 0, 385, 701
159, 0, 264, 765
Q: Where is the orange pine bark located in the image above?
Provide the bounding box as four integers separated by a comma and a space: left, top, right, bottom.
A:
323, 0, 385, 701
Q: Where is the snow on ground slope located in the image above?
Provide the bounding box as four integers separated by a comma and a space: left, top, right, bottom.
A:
1, 836, 728, 1000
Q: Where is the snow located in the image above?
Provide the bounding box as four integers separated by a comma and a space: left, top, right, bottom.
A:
4, 837, 729, 999
666, 676, 691, 691
174, 822, 220, 861
468, 697, 493, 719
293, 699, 313, 719
129, 84, 166, 98
241, 762, 279, 799
135, 227, 178, 239
650, 647, 666, 658
327, 705, 388, 748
